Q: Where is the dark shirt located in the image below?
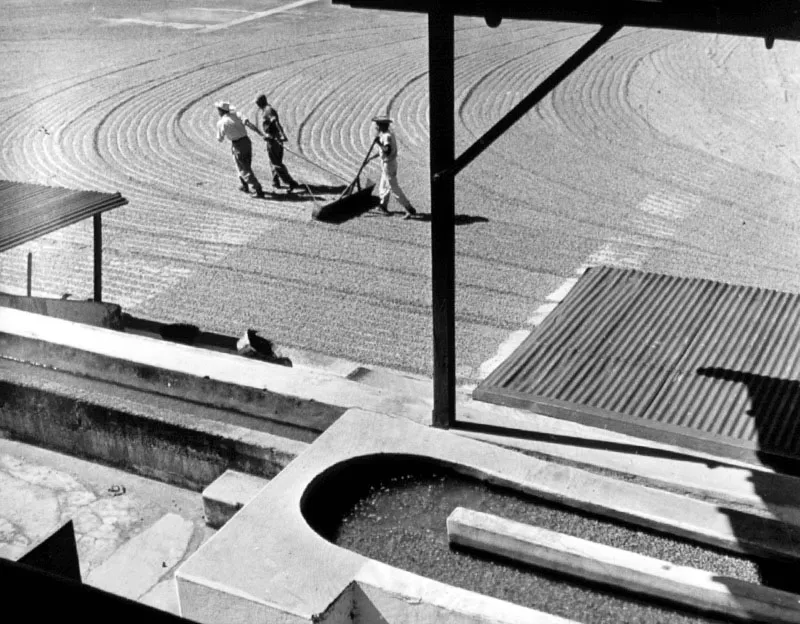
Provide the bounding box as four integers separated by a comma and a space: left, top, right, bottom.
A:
260, 105, 284, 141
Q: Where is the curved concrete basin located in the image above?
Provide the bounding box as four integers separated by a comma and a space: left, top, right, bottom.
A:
175, 409, 800, 624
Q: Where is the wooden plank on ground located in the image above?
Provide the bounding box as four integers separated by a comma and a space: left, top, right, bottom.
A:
447, 507, 800, 624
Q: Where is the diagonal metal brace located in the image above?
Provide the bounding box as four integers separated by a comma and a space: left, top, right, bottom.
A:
434, 21, 622, 182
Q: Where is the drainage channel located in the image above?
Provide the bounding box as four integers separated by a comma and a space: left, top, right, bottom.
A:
304, 457, 791, 624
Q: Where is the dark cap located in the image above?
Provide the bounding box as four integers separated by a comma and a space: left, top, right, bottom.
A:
255, 94, 268, 108
372, 115, 392, 125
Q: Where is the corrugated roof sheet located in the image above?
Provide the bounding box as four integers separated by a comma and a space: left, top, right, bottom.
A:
0, 180, 128, 253
474, 266, 800, 470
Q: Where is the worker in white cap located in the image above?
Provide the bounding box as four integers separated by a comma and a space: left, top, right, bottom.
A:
372, 115, 416, 219
215, 100, 265, 198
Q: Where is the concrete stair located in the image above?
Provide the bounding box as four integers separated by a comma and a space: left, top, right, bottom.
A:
202, 470, 270, 529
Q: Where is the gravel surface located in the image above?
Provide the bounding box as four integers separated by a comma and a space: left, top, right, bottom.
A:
307, 458, 783, 624
1, 1, 799, 383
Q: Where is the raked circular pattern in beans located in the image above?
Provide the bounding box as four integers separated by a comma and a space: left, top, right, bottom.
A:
2, 0, 799, 382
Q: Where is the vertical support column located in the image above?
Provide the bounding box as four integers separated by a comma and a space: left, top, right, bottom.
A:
429, 4, 456, 429
27, 252, 32, 296
93, 213, 102, 302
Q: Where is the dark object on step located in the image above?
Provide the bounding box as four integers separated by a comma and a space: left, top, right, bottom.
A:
237, 329, 292, 367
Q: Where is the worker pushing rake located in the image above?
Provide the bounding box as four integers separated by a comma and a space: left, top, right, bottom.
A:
368, 115, 417, 219
300, 114, 418, 221
306, 114, 417, 220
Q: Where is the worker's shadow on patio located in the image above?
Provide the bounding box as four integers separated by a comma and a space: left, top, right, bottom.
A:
267, 183, 349, 202
311, 203, 491, 225
696, 367, 800, 604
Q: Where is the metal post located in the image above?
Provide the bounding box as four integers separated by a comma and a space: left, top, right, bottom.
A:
93, 213, 102, 302
429, 3, 456, 429
27, 252, 32, 296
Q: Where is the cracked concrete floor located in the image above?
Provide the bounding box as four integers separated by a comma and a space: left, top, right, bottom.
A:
0, 432, 214, 614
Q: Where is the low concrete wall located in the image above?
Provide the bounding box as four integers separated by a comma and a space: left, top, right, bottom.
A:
0, 360, 307, 492
0, 306, 434, 428
178, 576, 317, 624
0, 332, 343, 443
0, 294, 122, 329
352, 575, 573, 624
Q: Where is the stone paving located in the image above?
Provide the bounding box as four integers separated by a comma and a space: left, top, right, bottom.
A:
0, 432, 214, 614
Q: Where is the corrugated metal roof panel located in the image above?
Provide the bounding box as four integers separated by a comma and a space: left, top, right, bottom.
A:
0, 180, 128, 253
474, 266, 800, 470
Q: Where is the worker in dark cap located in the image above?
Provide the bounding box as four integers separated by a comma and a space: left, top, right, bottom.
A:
372, 115, 416, 219
215, 100, 265, 198
255, 94, 300, 192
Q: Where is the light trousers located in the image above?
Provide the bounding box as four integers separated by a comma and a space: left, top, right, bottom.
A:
378, 159, 412, 209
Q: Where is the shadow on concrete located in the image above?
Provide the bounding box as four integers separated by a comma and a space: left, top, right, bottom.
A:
128, 316, 293, 367
159, 322, 201, 345
351, 584, 390, 623
2, 556, 198, 623
697, 367, 800, 598
18, 520, 81, 583
128, 316, 232, 350
454, 420, 728, 467
413, 213, 489, 225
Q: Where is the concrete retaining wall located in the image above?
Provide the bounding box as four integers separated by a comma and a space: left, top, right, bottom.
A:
0, 332, 342, 443
352, 581, 573, 624
0, 360, 307, 492
0, 294, 122, 329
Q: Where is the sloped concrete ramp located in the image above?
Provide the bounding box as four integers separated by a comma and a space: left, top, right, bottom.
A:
474, 266, 800, 472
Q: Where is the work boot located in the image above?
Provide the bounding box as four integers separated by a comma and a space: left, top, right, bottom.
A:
377, 201, 390, 214
252, 185, 266, 199
288, 180, 300, 192
403, 205, 417, 220
238, 177, 249, 193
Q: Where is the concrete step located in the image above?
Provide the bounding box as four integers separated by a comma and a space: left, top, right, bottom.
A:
346, 365, 432, 397
202, 470, 270, 529
86, 513, 195, 600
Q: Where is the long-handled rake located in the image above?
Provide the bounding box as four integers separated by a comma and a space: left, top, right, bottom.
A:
309, 138, 377, 220
244, 119, 376, 220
